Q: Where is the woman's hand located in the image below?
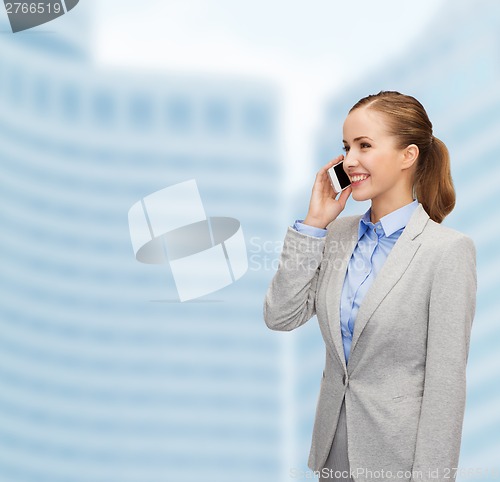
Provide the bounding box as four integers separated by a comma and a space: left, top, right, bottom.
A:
303, 155, 352, 229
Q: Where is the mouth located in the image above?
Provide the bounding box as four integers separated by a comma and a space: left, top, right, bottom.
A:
350, 174, 370, 186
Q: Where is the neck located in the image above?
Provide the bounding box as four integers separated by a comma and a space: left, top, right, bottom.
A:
370, 196, 414, 224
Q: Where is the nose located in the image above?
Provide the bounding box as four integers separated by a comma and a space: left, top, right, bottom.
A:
343, 151, 358, 172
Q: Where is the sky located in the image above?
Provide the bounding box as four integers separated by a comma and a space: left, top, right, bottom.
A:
92, 0, 447, 193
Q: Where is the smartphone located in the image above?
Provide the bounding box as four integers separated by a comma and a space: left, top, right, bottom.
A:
327, 161, 351, 192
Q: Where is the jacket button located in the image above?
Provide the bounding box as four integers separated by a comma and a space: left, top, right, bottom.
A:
342, 374, 347, 385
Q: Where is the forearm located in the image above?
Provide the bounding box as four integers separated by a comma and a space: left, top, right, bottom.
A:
263, 226, 326, 331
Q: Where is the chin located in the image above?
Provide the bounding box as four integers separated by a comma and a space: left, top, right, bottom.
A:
351, 190, 371, 202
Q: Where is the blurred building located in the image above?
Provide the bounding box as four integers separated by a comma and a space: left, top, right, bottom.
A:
0, 8, 286, 482
294, 0, 500, 478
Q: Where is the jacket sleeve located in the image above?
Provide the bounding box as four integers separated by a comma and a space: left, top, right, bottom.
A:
411, 235, 477, 481
263, 226, 327, 331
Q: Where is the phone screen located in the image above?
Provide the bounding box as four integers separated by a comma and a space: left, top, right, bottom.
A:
334, 162, 351, 189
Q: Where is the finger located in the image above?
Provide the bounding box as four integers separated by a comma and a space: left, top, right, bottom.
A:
316, 167, 333, 190
332, 153, 344, 165
320, 154, 344, 174
322, 171, 337, 195
337, 185, 352, 208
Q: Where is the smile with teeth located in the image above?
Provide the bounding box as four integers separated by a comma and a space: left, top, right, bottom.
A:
350, 174, 370, 184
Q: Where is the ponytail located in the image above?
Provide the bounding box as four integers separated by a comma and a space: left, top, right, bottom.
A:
349, 91, 456, 224
413, 136, 455, 224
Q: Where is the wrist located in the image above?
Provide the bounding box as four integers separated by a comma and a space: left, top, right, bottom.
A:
303, 216, 328, 229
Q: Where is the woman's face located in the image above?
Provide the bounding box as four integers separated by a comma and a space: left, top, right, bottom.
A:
342, 107, 410, 204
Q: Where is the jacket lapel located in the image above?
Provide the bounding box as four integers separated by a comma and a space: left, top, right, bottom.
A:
324, 203, 430, 373
324, 217, 359, 373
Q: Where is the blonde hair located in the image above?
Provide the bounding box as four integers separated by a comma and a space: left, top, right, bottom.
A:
349, 91, 455, 224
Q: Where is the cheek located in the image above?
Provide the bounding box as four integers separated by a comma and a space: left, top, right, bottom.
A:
368, 155, 398, 177
360, 156, 379, 173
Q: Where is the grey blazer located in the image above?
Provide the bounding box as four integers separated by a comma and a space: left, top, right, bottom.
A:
263, 203, 477, 481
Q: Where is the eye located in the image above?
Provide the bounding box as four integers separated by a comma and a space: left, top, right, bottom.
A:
360, 143, 371, 149
342, 145, 350, 152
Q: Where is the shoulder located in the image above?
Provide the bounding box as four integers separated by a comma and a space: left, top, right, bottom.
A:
421, 218, 476, 257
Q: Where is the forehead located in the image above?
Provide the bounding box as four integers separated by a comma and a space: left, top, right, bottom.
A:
342, 107, 388, 140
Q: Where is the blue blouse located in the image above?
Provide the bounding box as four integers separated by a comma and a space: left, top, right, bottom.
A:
293, 199, 419, 364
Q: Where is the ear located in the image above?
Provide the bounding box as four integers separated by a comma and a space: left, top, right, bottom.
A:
402, 144, 419, 170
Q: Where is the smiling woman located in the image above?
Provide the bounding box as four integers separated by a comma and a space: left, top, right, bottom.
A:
264, 91, 477, 481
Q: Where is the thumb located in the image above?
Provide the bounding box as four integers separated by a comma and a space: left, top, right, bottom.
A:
337, 186, 352, 210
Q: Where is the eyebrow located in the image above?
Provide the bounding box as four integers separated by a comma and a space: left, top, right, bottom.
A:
342, 136, 374, 143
